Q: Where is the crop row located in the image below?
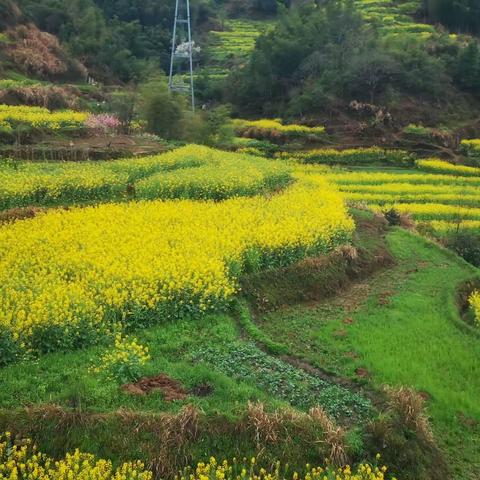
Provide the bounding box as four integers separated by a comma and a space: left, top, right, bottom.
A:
0, 431, 396, 480
234, 119, 325, 142
0, 432, 151, 480
182, 456, 393, 480
206, 19, 272, 69
416, 159, 480, 177
278, 147, 412, 166
0, 170, 353, 362
355, 0, 436, 41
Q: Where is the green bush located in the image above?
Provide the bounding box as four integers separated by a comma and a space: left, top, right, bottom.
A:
137, 76, 185, 139
384, 208, 402, 226
446, 231, 480, 267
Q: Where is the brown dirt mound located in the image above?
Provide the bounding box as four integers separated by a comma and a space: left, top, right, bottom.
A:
0, 206, 46, 224
122, 374, 188, 401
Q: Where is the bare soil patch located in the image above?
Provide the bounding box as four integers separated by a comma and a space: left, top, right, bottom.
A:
122, 374, 188, 401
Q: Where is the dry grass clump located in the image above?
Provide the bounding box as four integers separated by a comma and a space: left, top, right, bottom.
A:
384, 386, 434, 443
309, 406, 349, 467
336, 244, 359, 261
245, 402, 349, 467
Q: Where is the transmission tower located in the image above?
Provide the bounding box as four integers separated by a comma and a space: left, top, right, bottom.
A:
168, 0, 195, 111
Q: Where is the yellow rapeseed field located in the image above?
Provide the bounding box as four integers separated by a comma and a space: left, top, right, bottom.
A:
233, 119, 325, 138
461, 139, 480, 158
0, 145, 291, 209
0, 104, 88, 132
324, 169, 480, 232
277, 147, 411, 166
0, 168, 353, 358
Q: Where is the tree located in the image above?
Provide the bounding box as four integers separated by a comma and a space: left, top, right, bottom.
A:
422, 0, 480, 34
137, 76, 185, 139
454, 42, 480, 94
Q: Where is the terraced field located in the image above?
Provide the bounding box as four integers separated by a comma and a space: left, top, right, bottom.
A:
326, 168, 480, 234
0, 146, 354, 363
203, 19, 274, 77
356, 0, 435, 39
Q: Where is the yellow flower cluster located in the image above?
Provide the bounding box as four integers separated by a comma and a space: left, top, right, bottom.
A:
0, 432, 152, 480
469, 291, 480, 327
0, 145, 292, 209
0, 171, 353, 358
176, 456, 396, 480
460, 139, 480, 157
277, 148, 411, 166
416, 159, 480, 177
0, 104, 88, 132
233, 119, 325, 138
92, 334, 150, 383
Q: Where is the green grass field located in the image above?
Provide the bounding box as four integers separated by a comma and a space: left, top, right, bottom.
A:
257, 228, 480, 478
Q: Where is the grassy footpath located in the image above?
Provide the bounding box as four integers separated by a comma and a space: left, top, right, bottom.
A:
258, 228, 480, 479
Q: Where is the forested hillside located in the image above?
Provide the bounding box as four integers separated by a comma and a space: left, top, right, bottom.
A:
1, 0, 479, 126
1, 0, 285, 81
227, 1, 480, 122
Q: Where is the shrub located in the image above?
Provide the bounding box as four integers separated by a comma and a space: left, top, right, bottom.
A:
108, 90, 137, 133
187, 105, 235, 147
0, 85, 79, 110
6, 24, 86, 80
366, 386, 444, 479
383, 208, 402, 226
137, 76, 185, 139
446, 230, 480, 267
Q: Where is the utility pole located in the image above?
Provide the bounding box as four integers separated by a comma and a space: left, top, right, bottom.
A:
168, 0, 195, 111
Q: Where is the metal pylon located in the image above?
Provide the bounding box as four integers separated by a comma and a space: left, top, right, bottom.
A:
168, 0, 195, 111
